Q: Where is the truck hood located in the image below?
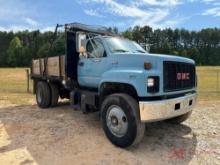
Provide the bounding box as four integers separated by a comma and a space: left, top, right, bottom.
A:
113, 53, 195, 70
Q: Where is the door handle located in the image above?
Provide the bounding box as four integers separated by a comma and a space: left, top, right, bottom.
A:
79, 62, 84, 66
92, 59, 101, 62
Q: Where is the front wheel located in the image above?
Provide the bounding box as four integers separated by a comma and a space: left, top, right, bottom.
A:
101, 94, 145, 148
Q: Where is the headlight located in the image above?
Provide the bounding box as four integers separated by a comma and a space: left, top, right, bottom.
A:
147, 78, 155, 87
147, 76, 159, 93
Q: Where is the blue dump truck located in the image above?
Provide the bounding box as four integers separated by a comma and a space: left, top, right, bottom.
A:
31, 23, 197, 148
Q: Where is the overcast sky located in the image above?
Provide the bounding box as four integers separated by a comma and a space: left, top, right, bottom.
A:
0, 0, 220, 32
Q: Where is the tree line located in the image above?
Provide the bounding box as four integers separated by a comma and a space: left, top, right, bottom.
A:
0, 26, 220, 67
123, 26, 220, 65
0, 31, 65, 67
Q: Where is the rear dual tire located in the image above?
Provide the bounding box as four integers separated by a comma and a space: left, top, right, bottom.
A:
101, 94, 145, 148
49, 83, 59, 107
36, 81, 59, 108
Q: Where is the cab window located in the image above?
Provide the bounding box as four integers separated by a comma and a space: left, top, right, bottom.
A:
86, 39, 105, 58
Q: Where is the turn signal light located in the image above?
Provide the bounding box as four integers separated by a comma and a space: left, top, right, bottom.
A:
144, 62, 152, 70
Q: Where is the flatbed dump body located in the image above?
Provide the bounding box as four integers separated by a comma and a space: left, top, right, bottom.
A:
31, 55, 65, 79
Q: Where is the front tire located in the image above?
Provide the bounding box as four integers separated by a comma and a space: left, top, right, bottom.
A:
36, 81, 51, 108
101, 94, 145, 148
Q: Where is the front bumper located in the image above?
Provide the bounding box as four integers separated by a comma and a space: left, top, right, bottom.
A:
139, 93, 197, 122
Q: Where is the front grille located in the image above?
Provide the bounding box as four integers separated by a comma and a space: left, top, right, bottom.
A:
163, 61, 196, 92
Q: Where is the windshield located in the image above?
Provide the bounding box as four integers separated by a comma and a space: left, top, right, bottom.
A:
104, 37, 146, 54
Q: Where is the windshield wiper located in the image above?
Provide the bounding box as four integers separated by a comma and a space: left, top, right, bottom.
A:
113, 49, 130, 53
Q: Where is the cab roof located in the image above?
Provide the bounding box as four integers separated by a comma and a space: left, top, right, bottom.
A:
65, 23, 116, 36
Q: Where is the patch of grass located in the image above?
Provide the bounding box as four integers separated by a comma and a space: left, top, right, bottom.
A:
0, 68, 34, 105
197, 66, 220, 100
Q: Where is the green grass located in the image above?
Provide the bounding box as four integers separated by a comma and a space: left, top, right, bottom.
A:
0, 68, 34, 105
196, 66, 220, 100
0, 67, 219, 105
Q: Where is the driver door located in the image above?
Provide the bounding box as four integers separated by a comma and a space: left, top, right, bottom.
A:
78, 38, 110, 88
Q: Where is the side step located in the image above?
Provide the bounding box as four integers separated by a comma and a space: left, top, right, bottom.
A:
70, 90, 99, 113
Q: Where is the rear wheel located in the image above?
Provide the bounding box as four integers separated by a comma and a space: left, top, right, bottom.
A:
101, 93, 145, 148
165, 111, 192, 124
36, 81, 51, 108
49, 83, 59, 107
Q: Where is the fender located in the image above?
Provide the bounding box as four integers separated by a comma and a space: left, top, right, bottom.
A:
99, 68, 150, 97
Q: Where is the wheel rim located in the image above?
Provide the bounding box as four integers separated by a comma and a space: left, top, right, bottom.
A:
37, 88, 43, 104
106, 105, 128, 138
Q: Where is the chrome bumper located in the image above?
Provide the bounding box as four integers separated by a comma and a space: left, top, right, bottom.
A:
139, 93, 197, 122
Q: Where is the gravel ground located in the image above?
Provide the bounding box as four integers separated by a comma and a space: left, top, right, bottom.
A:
0, 100, 219, 165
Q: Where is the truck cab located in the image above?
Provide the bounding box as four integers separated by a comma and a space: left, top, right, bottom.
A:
31, 23, 197, 148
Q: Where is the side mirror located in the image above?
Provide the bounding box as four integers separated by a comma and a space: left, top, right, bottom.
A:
76, 32, 87, 53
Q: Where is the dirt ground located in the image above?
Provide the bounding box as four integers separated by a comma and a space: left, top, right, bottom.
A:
0, 99, 220, 165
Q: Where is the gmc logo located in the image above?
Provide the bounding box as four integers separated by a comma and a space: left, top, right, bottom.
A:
177, 73, 190, 80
